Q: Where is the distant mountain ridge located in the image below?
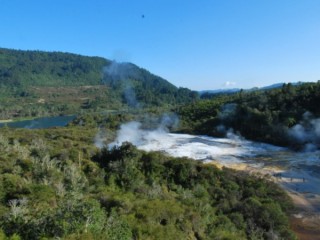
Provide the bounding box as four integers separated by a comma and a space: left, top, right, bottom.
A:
199, 82, 304, 96
199, 88, 240, 95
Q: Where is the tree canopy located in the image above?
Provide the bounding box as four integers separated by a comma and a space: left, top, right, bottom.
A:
0, 125, 296, 239
178, 81, 320, 149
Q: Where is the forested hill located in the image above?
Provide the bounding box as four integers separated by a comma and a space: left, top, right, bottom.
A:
178, 81, 320, 149
0, 48, 197, 118
0, 48, 109, 87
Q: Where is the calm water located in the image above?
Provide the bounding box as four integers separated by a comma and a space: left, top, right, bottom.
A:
0, 115, 75, 129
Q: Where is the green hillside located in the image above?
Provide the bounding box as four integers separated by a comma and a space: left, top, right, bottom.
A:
0, 48, 198, 119
178, 81, 320, 149
0, 48, 108, 87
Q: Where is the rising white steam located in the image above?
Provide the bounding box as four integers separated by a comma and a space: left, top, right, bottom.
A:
103, 61, 137, 83
218, 103, 237, 120
288, 112, 320, 150
216, 103, 239, 137
106, 118, 320, 197
94, 128, 107, 149
107, 117, 282, 165
108, 121, 144, 148
108, 113, 179, 149
103, 61, 139, 107
159, 113, 179, 131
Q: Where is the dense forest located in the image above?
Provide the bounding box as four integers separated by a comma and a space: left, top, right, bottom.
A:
0, 48, 107, 87
0, 119, 296, 239
178, 81, 320, 150
0, 48, 197, 119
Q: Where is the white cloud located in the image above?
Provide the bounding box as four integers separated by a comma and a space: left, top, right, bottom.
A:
223, 81, 236, 87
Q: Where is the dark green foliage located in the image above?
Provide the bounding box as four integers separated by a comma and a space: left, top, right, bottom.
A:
0, 48, 108, 87
105, 210, 133, 240
0, 125, 296, 239
94, 144, 295, 239
178, 81, 320, 149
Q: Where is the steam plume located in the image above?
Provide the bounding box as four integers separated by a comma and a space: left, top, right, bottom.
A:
94, 128, 107, 149
218, 103, 237, 120
107, 114, 179, 149
216, 103, 241, 139
102, 61, 139, 108
288, 112, 320, 150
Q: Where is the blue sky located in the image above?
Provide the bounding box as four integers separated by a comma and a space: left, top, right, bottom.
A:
1, 0, 320, 90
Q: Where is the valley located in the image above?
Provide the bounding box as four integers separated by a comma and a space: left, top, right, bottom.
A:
1, 48, 320, 239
